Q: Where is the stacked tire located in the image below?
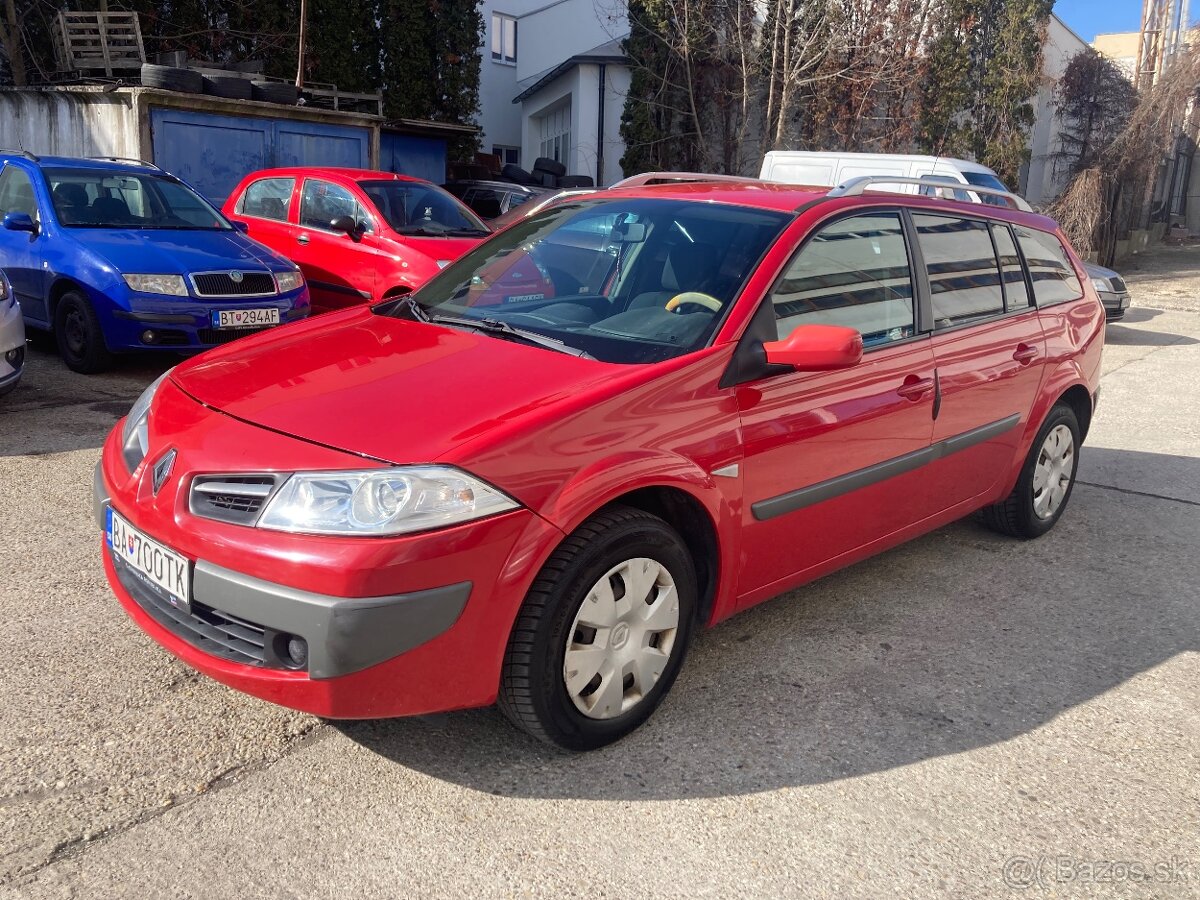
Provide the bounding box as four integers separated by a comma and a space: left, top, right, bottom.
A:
203, 75, 253, 100
140, 64, 203, 94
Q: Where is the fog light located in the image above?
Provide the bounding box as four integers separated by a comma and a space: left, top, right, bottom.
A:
286, 636, 308, 668
140, 329, 157, 345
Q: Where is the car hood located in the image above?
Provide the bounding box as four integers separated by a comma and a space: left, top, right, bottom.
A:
382, 233, 483, 269
169, 306, 613, 463
72, 228, 289, 275
1083, 261, 1120, 281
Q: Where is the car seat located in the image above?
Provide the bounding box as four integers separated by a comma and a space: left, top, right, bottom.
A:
91, 195, 131, 222
628, 242, 719, 310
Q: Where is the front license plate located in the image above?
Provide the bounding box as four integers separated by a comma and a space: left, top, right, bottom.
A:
106, 507, 191, 611
210, 307, 280, 329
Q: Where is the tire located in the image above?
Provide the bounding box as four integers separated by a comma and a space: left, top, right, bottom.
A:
533, 156, 567, 177
981, 403, 1081, 539
501, 164, 539, 186
558, 175, 595, 188
54, 291, 113, 374
203, 75, 253, 100
498, 505, 697, 751
140, 63, 203, 94
252, 81, 299, 105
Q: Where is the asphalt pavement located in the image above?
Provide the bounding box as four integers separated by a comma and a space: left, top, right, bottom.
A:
1, 248, 1197, 899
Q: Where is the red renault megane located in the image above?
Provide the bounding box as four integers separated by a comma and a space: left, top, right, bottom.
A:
96, 177, 1104, 750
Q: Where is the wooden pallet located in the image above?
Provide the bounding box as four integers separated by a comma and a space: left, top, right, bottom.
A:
57, 11, 146, 76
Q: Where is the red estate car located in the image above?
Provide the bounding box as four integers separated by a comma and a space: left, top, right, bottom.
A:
223, 167, 490, 313
96, 178, 1104, 750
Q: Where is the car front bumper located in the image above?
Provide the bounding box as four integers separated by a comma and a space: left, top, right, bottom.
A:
1099, 288, 1131, 321
103, 286, 311, 352
0, 300, 25, 394
95, 387, 564, 718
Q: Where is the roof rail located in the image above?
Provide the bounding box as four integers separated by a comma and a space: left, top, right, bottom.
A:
611, 171, 762, 189
0, 149, 40, 162
827, 175, 1033, 212
88, 156, 160, 169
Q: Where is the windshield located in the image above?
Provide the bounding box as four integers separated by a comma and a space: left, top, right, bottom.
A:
46, 168, 230, 230
358, 180, 489, 236
383, 198, 791, 364
963, 171, 1012, 206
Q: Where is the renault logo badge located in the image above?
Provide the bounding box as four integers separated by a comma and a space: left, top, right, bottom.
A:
152, 449, 177, 495
229, 270, 244, 283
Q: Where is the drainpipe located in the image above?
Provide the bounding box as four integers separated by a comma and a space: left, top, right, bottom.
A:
596, 63, 606, 187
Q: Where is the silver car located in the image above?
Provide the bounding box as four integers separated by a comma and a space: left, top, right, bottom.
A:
0, 269, 25, 397
1084, 261, 1131, 322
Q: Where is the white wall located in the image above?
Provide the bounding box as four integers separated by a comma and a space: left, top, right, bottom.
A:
1024, 14, 1092, 205
515, 0, 626, 82
0, 89, 141, 159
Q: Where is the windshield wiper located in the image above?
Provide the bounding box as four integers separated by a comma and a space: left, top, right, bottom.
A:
396, 225, 447, 236
428, 315, 594, 359
443, 228, 491, 237
391, 295, 430, 322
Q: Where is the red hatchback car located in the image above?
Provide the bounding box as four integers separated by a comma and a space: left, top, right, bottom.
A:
223, 167, 490, 314
96, 178, 1104, 750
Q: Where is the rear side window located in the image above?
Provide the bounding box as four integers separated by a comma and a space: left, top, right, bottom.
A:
991, 224, 1031, 310
913, 214, 1004, 326
770, 212, 915, 348
1014, 226, 1082, 306
238, 177, 294, 222
0, 164, 40, 219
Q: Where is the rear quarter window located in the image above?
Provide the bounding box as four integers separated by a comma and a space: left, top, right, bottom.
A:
1015, 226, 1082, 306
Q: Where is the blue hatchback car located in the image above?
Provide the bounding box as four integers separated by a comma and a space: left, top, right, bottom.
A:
0, 153, 310, 373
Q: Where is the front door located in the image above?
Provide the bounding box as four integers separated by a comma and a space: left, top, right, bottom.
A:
0, 163, 50, 323
737, 210, 937, 604
293, 178, 380, 313
914, 214, 1047, 508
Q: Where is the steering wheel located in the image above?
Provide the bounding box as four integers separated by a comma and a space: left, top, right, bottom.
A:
665, 292, 723, 314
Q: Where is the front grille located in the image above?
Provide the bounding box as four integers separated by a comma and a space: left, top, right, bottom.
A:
191, 271, 277, 297
112, 554, 268, 667
197, 326, 274, 346
190, 474, 282, 525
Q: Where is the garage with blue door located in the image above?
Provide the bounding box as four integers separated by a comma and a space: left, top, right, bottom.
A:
150, 109, 372, 204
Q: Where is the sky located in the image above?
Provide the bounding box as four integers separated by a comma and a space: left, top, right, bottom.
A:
1053, 0, 1143, 43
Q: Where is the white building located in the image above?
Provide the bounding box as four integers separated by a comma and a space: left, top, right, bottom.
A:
476, 0, 630, 186
1022, 13, 1092, 205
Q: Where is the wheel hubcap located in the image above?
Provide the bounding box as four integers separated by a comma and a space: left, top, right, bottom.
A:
1033, 424, 1075, 519
64, 310, 86, 355
563, 557, 680, 720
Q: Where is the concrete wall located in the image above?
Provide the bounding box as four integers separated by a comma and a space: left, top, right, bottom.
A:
0, 89, 142, 159
1023, 14, 1091, 206
514, 0, 625, 82
1093, 32, 1139, 79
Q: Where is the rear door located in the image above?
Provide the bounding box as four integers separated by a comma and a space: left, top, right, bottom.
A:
227, 175, 298, 265
736, 209, 937, 603
916, 213, 1047, 509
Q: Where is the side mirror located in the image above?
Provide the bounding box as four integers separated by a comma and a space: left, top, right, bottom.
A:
3, 212, 38, 234
762, 325, 863, 372
231, 220, 250, 234
329, 215, 364, 242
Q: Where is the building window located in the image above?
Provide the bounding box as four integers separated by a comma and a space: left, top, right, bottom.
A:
492, 13, 516, 63
537, 104, 571, 169
492, 145, 520, 167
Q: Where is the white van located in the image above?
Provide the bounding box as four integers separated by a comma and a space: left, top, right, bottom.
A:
759, 151, 1010, 197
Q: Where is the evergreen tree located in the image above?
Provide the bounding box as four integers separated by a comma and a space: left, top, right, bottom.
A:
1053, 48, 1137, 179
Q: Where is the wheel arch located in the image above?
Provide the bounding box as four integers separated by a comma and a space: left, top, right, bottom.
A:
47, 276, 91, 323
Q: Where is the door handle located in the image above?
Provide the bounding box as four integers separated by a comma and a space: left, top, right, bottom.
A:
1012, 343, 1038, 364
897, 375, 935, 400
297, 234, 310, 245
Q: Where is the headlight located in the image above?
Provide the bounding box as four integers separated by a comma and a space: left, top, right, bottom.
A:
1091, 277, 1111, 293
121, 370, 172, 470
274, 270, 304, 293
124, 274, 189, 296
0, 274, 9, 306
258, 466, 519, 536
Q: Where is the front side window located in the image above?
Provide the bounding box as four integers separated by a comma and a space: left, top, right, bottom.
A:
1014, 225, 1083, 307
300, 180, 373, 233
45, 168, 228, 230
914, 214, 1004, 327
388, 198, 790, 364
359, 181, 488, 236
770, 212, 915, 348
0, 165, 40, 219
492, 13, 517, 63
238, 177, 295, 222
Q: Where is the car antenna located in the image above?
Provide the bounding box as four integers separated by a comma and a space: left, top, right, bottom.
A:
11, 136, 39, 162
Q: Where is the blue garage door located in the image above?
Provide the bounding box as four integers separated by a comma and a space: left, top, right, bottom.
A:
381, 133, 448, 184
150, 109, 370, 204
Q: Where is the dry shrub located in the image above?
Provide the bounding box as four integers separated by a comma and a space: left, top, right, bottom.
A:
1047, 167, 1104, 253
